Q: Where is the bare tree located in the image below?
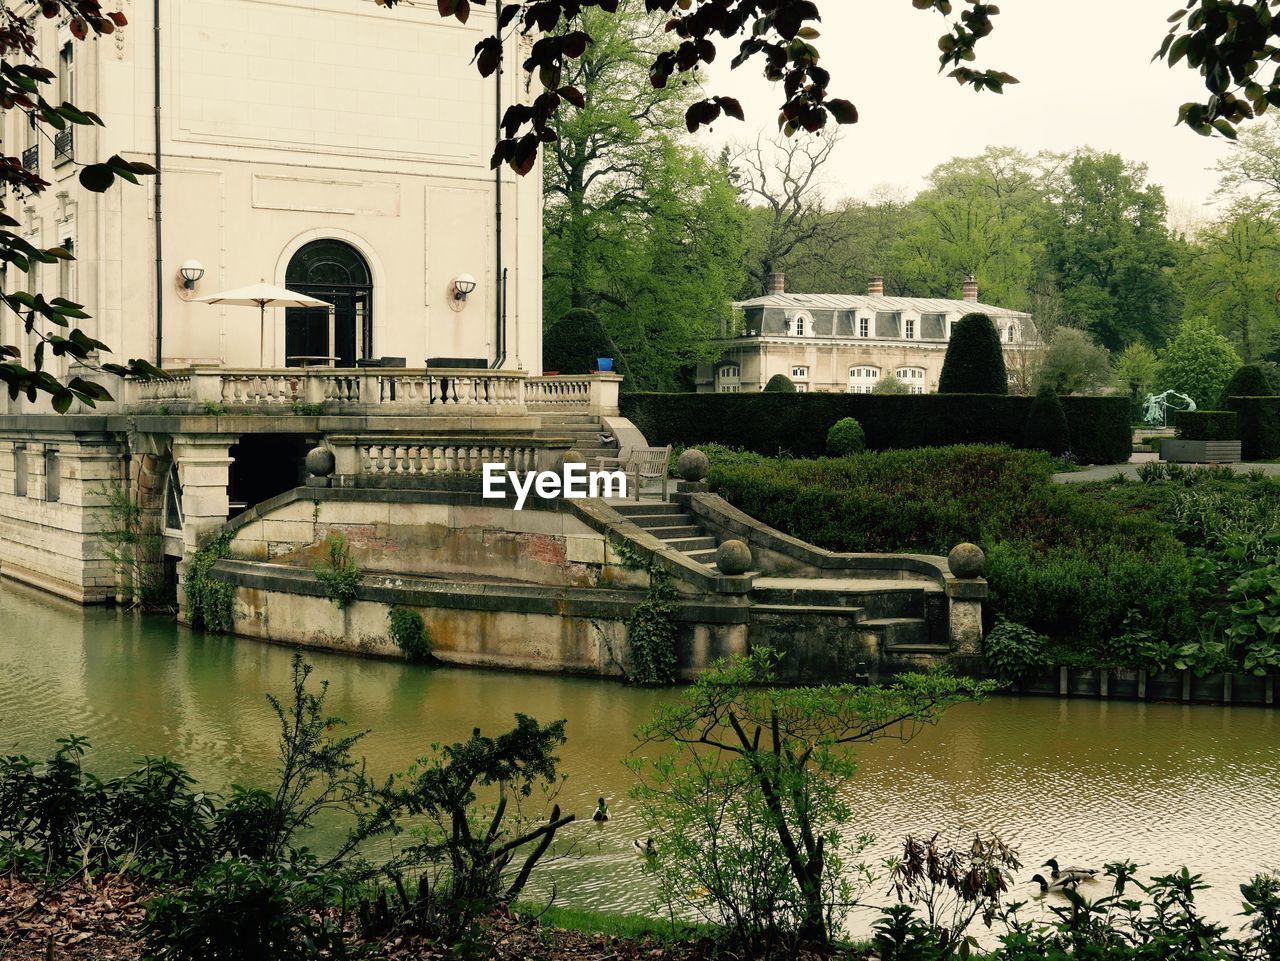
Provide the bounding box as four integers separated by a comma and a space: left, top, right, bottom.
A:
728, 133, 846, 294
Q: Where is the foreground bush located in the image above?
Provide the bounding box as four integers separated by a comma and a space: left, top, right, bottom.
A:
826, 416, 867, 455
630, 652, 988, 956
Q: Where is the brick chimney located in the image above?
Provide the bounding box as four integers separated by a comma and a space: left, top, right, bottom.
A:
767, 272, 786, 294
867, 276, 884, 297
962, 274, 978, 302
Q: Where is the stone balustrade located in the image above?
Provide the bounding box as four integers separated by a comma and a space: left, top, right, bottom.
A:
326, 435, 567, 477
125, 367, 620, 415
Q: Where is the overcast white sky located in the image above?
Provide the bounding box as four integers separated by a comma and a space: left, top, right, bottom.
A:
701, 1, 1234, 222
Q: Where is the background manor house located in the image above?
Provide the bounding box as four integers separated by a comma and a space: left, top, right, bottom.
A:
700, 274, 1036, 394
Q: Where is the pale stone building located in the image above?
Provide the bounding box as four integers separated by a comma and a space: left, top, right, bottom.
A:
0, 0, 542, 416
696, 275, 1036, 394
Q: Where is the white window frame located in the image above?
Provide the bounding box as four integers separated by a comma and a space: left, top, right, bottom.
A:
858, 316, 869, 338
848, 366, 880, 393
789, 311, 813, 337
895, 366, 927, 394
904, 317, 916, 340
791, 365, 809, 381
716, 363, 741, 393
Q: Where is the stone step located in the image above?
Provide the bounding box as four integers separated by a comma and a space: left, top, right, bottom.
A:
613, 502, 684, 516
539, 413, 600, 423
687, 549, 719, 565
628, 514, 698, 531
863, 617, 934, 649
752, 584, 926, 619
647, 524, 703, 540
751, 604, 866, 619
666, 536, 717, 552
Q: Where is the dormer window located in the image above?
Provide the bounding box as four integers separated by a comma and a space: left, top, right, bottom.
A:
859, 317, 869, 338
786, 311, 813, 337
904, 318, 916, 340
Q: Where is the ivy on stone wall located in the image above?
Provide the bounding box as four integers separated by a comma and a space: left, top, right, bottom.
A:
315, 532, 361, 609
186, 533, 235, 633
611, 537, 679, 687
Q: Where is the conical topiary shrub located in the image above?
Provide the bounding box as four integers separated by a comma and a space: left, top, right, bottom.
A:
1219, 364, 1274, 406
1025, 385, 1071, 457
938, 312, 1008, 395
763, 374, 797, 393
543, 308, 616, 374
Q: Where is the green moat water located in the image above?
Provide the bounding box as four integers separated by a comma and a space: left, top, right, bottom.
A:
2, 578, 1278, 933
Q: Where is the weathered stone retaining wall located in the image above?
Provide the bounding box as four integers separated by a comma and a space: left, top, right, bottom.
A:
0, 423, 124, 602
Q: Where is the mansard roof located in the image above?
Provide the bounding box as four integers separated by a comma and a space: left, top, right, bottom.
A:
734, 292, 1031, 318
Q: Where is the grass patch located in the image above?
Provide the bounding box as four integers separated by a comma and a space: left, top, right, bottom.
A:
513, 902, 710, 941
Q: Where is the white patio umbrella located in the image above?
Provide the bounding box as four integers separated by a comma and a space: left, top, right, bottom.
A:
195, 281, 331, 367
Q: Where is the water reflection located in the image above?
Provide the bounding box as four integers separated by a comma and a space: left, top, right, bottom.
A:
1, 578, 1277, 934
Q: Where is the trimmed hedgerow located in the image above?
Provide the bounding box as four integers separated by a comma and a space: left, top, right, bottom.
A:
1174, 410, 1238, 441
938, 312, 1008, 395
700, 445, 1195, 653
619, 393, 1131, 464
1227, 396, 1280, 461
1025, 386, 1070, 457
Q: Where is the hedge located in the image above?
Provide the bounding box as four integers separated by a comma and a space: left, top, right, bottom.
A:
1226, 396, 1280, 461
1173, 410, 1238, 441
619, 393, 1132, 464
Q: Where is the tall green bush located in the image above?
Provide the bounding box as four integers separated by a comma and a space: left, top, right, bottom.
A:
1229, 396, 1280, 460
763, 373, 797, 393
542, 308, 615, 374
1024, 386, 1070, 457
938, 312, 1008, 395
1220, 363, 1274, 406
826, 417, 867, 455
1157, 318, 1240, 408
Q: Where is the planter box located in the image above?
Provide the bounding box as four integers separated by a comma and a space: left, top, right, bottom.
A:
1146, 670, 1185, 701
1191, 673, 1227, 703
1108, 668, 1140, 699
1160, 439, 1241, 463
1068, 667, 1101, 697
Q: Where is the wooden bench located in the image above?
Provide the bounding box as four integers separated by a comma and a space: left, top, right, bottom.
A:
596, 445, 671, 500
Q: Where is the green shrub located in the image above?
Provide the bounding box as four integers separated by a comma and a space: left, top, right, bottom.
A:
763, 373, 796, 393
1227, 396, 1280, 460
826, 417, 867, 456
619, 393, 1132, 464
388, 605, 432, 662
142, 858, 349, 961
700, 445, 1195, 648
1174, 409, 1238, 440
1024, 386, 1070, 457
314, 532, 360, 608
543, 308, 615, 374
938, 312, 1008, 395
1220, 363, 1274, 405
982, 619, 1051, 681
187, 533, 236, 633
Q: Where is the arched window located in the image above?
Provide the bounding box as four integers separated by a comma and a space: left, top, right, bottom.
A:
284, 240, 373, 367
787, 311, 813, 337
848, 365, 880, 393
717, 363, 741, 393
1006, 323, 1019, 343
895, 366, 927, 394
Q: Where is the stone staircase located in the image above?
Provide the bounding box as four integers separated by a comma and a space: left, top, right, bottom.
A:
538, 411, 616, 465
612, 502, 947, 663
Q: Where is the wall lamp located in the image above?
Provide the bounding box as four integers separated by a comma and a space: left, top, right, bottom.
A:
178, 259, 205, 289
452, 274, 477, 301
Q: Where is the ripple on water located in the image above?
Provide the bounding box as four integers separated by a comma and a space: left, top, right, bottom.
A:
1, 580, 1278, 934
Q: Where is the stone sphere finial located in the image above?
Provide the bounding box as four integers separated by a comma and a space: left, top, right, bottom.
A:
677, 448, 710, 482
948, 543, 985, 579
716, 539, 752, 576
305, 446, 335, 478
556, 450, 586, 472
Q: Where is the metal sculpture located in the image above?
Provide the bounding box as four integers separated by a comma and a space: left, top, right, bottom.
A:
1142, 390, 1197, 427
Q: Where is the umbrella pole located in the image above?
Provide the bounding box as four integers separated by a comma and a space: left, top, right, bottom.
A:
259, 302, 265, 368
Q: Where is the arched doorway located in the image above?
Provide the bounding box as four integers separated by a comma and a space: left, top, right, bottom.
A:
284, 240, 373, 367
